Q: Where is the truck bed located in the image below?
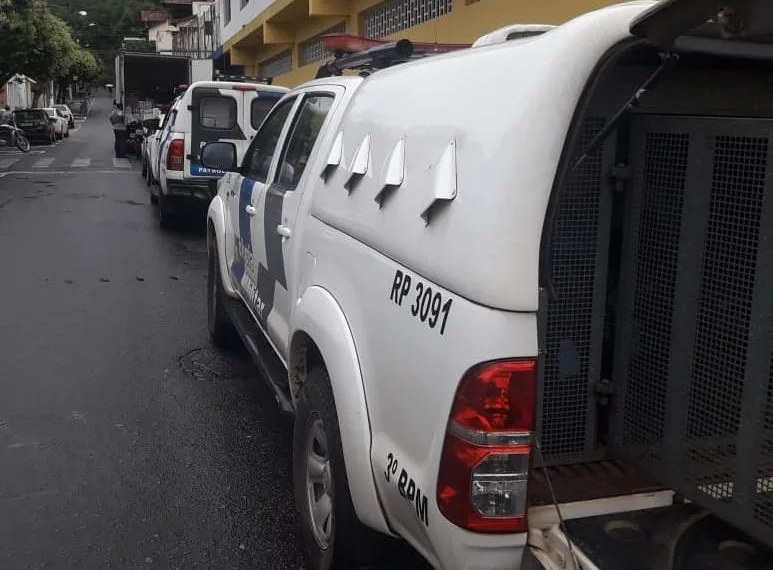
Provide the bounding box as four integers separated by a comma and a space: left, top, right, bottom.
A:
529, 459, 662, 506
562, 503, 773, 570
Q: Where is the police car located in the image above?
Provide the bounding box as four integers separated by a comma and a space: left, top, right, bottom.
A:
201, 1, 773, 568
151, 78, 288, 228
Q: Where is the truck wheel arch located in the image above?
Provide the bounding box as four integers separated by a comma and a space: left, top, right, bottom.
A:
290, 286, 392, 536
207, 197, 238, 297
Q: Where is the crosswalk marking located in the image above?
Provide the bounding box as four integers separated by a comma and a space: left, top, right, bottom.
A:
33, 158, 55, 169
0, 156, 136, 170
0, 157, 21, 169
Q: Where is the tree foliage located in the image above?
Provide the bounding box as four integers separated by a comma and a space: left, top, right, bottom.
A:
49, 0, 163, 83
0, 0, 101, 87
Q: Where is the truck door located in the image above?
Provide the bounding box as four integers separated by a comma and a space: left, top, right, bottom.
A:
223, 96, 298, 326
189, 86, 243, 178
262, 90, 337, 356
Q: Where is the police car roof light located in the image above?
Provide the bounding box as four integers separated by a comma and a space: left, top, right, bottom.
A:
316, 39, 415, 78
213, 72, 274, 86
316, 35, 471, 78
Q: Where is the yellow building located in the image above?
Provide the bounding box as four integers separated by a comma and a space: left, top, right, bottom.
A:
224, 0, 622, 88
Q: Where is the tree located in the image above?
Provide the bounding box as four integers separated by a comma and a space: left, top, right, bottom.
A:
49, 0, 164, 84
0, 0, 102, 103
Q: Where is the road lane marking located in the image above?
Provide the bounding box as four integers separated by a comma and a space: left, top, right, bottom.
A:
0, 158, 21, 169
71, 158, 91, 168
112, 158, 131, 169
33, 158, 55, 169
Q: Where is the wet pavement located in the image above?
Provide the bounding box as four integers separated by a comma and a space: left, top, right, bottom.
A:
0, 95, 358, 569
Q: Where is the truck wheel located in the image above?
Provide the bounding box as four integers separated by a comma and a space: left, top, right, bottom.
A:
293, 367, 386, 570
141, 156, 147, 178
158, 194, 174, 229
207, 235, 237, 348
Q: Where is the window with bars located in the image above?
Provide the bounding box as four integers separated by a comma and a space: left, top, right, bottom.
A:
260, 50, 293, 77
299, 21, 347, 66
361, 0, 453, 39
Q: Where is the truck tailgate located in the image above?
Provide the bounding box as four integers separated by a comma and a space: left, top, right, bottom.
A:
530, 503, 772, 570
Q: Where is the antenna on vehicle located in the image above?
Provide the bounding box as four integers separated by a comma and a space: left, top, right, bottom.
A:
533, 437, 581, 570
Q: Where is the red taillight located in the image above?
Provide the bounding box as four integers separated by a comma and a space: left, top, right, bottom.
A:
167, 139, 184, 171
437, 359, 537, 534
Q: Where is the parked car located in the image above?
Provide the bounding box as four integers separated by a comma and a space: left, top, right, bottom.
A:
201, 1, 773, 569
152, 79, 289, 228
141, 113, 164, 188
55, 104, 75, 129
42, 107, 68, 140
12, 108, 56, 144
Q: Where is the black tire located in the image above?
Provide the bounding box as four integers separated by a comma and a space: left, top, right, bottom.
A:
49, 131, 55, 145
141, 155, 147, 178
207, 235, 238, 348
16, 135, 30, 152
293, 368, 387, 570
64, 129, 69, 138
158, 193, 174, 229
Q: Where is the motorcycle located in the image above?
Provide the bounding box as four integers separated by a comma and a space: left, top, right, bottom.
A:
126, 119, 144, 158
0, 122, 31, 152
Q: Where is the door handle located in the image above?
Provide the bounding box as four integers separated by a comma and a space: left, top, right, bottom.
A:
276, 224, 292, 238
245, 204, 256, 216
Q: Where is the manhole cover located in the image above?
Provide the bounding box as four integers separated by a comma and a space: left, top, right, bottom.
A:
178, 347, 255, 380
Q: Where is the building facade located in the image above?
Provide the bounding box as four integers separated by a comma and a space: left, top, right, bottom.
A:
217, 0, 622, 87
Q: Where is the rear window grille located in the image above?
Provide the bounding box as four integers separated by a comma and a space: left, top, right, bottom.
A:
621, 132, 689, 452
612, 116, 773, 547
540, 117, 606, 463
686, 136, 766, 496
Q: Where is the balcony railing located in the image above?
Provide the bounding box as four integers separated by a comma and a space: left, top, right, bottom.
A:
171, 3, 220, 59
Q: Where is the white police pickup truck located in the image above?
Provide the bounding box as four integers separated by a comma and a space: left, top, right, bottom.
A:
201, 1, 773, 568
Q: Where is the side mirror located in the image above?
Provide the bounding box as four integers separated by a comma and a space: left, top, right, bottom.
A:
201, 141, 237, 171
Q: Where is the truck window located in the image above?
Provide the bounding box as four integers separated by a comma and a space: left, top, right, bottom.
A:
199, 96, 236, 130
276, 94, 334, 188
251, 98, 278, 130
241, 97, 296, 183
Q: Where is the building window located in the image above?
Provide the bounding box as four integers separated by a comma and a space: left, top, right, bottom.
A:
260, 50, 293, 78
299, 21, 347, 66
222, 0, 231, 25
362, 0, 453, 39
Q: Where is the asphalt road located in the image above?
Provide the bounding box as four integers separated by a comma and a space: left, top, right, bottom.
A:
0, 95, 429, 570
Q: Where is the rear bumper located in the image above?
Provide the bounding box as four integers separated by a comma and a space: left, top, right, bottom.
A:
21, 128, 51, 140
164, 179, 217, 202
423, 523, 528, 570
